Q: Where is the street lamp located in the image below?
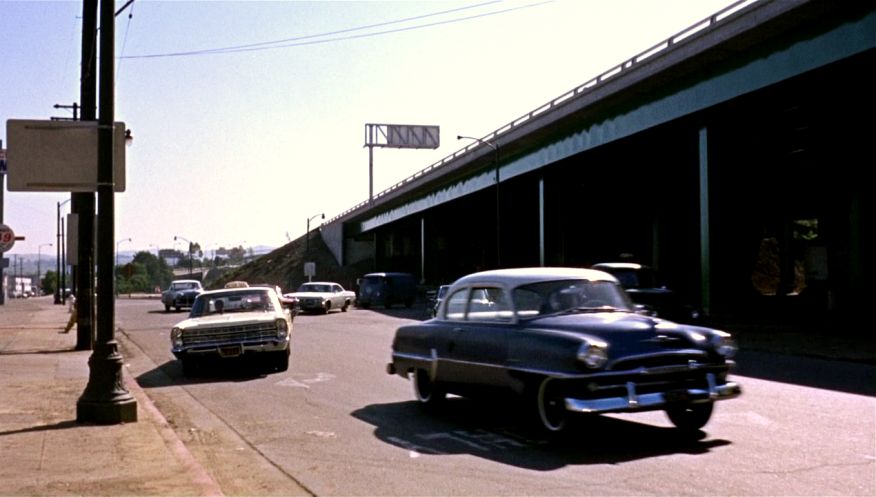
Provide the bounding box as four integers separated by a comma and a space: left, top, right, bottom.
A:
458, 135, 500, 267
37, 243, 53, 295
56, 198, 72, 304
306, 213, 324, 257
115, 237, 131, 267
174, 235, 193, 274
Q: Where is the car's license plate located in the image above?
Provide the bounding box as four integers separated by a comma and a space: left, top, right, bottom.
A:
219, 345, 243, 357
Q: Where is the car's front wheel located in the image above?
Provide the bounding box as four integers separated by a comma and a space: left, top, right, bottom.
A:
665, 402, 713, 431
413, 368, 445, 408
181, 358, 200, 377
164, 303, 171, 312
269, 349, 290, 373
536, 377, 568, 433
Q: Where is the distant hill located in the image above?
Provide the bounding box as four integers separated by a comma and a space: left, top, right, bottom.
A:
206, 233, 371, 294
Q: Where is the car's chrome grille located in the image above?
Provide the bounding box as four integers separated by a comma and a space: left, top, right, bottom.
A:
182, 322, 277, 347
609, 352, 705, 371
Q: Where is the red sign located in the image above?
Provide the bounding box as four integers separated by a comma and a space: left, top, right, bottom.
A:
0, 224, 15, 252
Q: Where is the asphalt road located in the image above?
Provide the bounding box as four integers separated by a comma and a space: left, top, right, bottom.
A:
117, 299, 875, 496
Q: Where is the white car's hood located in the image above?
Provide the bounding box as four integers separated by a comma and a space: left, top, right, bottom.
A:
176, 312, 277, 329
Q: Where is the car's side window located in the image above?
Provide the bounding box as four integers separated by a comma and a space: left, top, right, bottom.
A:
445, 288, 469, 321
513, 288, 542, 317
468, 287, 513, 322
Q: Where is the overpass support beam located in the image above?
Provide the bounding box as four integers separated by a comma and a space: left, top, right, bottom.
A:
698, 127, 711, 317
539, 177, 545, 267
420, 216, 425, 284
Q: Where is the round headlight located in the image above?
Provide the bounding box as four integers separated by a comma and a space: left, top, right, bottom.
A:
577, 341, 608, 369
711, 334, 737, 358
275, 319, 289, 339
170, 327, 183, 347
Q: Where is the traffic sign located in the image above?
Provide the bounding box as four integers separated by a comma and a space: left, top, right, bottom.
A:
0, 224, 15, 252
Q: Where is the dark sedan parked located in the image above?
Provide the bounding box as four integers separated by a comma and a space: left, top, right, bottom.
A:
591, 262, 701, 323
387, 267, 740, 434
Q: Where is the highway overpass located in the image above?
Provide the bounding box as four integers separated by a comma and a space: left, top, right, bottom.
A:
318, 0, 873, 319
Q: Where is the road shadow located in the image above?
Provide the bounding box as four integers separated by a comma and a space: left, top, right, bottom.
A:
135, 358, 274, 388
145, 309, 190, 315
351, 397, 730, 470
0, 419, 79, 437
0, 347, 82, 356
734, 349, 876, 396
352, 304, 433, 321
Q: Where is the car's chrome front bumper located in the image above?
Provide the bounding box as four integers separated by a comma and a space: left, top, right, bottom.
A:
172, 339, 289, 358
564, 373, 741, 414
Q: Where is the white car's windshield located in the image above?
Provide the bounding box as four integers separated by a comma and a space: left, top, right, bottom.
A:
190, 290, 274, 317
298, 284, 331, 293
513, 279, 633, 316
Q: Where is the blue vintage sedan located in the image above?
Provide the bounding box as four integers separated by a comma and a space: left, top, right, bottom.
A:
387, 267, 741, 434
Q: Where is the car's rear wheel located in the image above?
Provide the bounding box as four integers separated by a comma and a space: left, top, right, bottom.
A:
536, 377, 567, 433
666, 402, 713, 431
413, 368, 445, 408
341, 300, 349, 312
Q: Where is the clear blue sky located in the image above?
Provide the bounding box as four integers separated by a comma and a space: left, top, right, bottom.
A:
1, 0, 739, 257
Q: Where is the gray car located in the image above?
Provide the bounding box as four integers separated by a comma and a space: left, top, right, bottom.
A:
161, 279, 203, 312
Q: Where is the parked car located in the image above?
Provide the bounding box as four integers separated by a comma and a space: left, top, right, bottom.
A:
387, 267, 740, 434
161, 279, 203, 312
170, 286, 295, 376
427, 284, 451, 318
285, 282, 355, 314
251, 284, 300, 316
357, 272, 416, 309
591, 262, 701, 323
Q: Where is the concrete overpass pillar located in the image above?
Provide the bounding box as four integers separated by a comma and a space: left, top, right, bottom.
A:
699, 127, 711, 316
539, 177, 545, 267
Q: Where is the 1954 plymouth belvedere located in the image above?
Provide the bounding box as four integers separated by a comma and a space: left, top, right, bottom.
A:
387, 267, 741, 434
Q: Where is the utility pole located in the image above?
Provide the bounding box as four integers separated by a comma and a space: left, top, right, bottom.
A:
73, 0, 98, 351
77, 0, 137, 424
0, 139, 5, 305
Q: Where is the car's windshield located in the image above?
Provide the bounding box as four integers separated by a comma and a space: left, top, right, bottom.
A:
298, 283, 330, 293
190, 290, 274, 317
610, 268, 657, 289
171, 282, 199, 291
512, 279, 633, 316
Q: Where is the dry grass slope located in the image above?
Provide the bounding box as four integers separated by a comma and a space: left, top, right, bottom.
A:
207, 233, 370, 294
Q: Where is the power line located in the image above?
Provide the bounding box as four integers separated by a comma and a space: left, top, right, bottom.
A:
121, 0, 552, 59
182, 0, 503, 55
116, 0, 136, 82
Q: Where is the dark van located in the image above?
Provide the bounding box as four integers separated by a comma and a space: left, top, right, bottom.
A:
357, 272, 416, 309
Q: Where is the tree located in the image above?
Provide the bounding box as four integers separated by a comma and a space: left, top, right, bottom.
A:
42, 270, 58, 295
130, 251, 174, 291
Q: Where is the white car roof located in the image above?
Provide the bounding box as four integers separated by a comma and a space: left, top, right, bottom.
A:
198, 287, 275, 297
453, 267, 619, 288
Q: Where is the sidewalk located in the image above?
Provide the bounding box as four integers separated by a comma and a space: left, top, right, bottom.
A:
0, 296, 222, 496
